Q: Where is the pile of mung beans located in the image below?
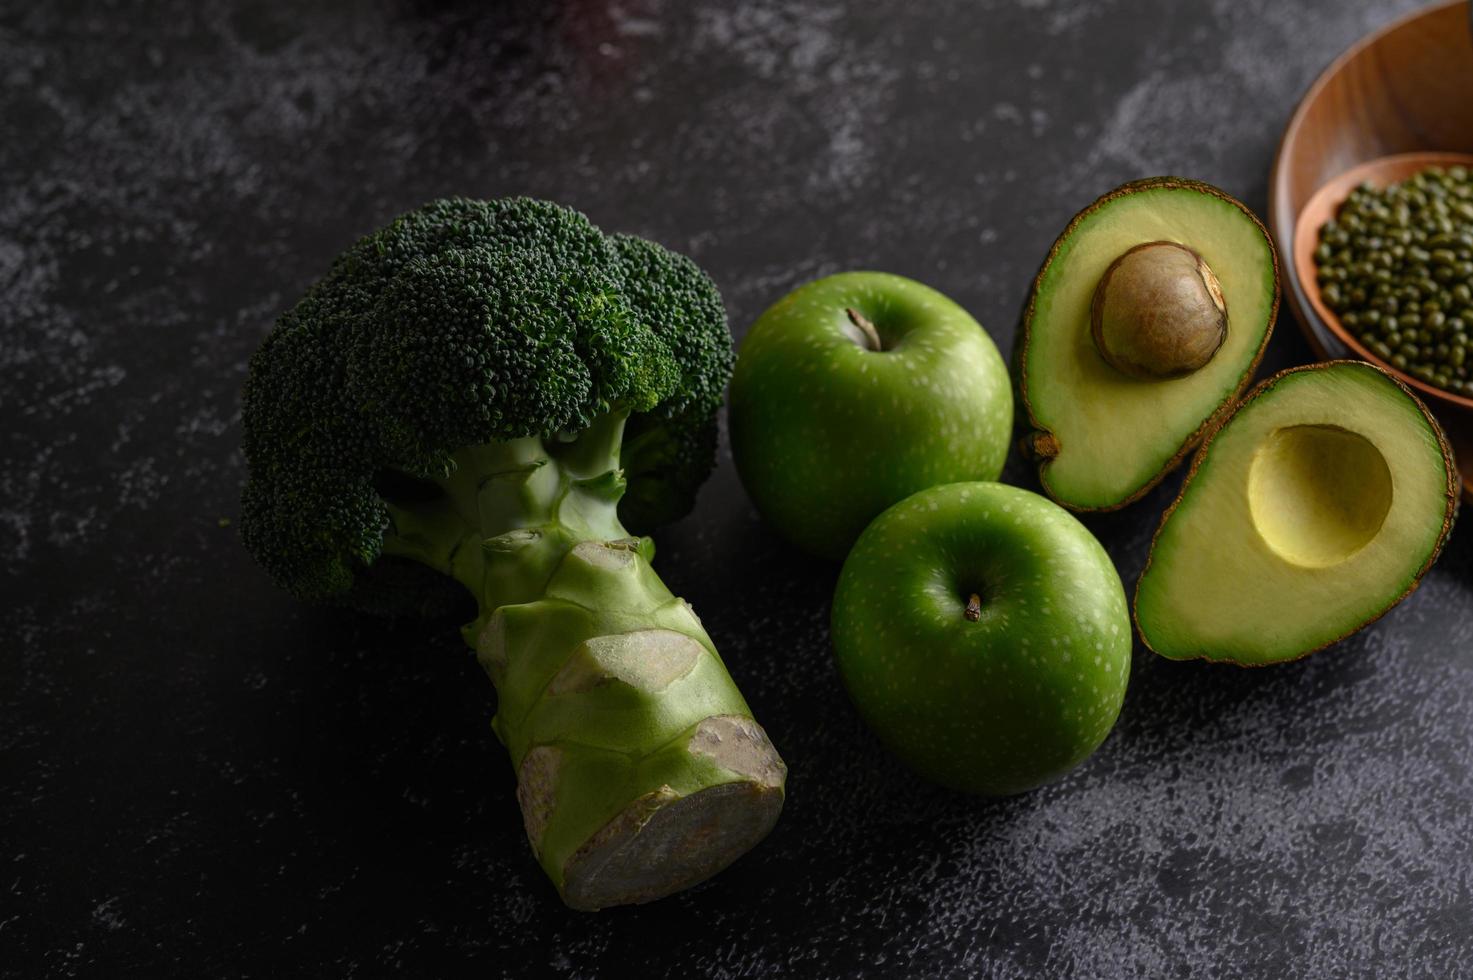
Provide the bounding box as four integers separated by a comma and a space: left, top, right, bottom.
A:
1314, 165, 1473, 396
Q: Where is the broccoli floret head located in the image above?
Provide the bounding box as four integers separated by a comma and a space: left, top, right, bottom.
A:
241, 197, 733, 611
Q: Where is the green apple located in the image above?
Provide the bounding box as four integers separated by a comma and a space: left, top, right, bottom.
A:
729, 272, 1012, 560
831, 482, 1130, 795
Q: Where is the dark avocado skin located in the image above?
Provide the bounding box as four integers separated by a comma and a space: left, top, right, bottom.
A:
1011, 176, 1282, 512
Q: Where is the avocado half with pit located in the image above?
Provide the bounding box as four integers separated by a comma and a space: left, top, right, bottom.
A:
1136, 361, 1459, 665
1017, 177, 1281, 510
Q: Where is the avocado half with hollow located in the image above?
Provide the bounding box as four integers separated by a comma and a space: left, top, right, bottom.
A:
1017, 177, 1280, 510
1136, 361, 1459, 665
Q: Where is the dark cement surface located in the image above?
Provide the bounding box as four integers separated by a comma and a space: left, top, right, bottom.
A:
4, 1, 1472, 976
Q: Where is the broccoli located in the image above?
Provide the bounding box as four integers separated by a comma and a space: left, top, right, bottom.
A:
241, 198, 785, 910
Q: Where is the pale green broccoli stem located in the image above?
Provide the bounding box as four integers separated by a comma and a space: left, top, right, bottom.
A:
383, 410, 785, 910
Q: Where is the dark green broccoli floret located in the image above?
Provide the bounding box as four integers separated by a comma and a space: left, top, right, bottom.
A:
240, 197, 732, 611
607, 233, 734, 532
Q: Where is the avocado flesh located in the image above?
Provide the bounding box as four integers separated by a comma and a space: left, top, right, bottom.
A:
1136, 362, 1457, 665
1020, 179, 1279, 509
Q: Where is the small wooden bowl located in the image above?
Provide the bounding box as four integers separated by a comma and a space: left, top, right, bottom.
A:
1270, 0, 1473, 494
1292, 151, 1473, 412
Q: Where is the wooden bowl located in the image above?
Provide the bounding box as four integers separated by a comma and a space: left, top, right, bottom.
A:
1292, 151, 1473, 412
1270, 0, 1473, 495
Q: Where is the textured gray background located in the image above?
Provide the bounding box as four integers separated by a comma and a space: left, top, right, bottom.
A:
3, 0, 1472, 977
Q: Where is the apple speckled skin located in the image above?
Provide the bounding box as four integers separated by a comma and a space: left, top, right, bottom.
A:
832, 482, 1131, 796
729, 272, 1013, 560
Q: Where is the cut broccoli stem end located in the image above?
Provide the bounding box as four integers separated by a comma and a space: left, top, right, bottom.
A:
380, 409, 786, 910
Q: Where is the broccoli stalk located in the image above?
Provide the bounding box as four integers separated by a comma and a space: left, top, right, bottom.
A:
241, 198, 784, 910
381, 409, 783, 908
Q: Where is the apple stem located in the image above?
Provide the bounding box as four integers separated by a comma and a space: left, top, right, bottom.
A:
845, 307, 883, 352
964, 594, 982, 622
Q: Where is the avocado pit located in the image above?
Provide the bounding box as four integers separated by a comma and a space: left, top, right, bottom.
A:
1091, 241, 1227, 380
